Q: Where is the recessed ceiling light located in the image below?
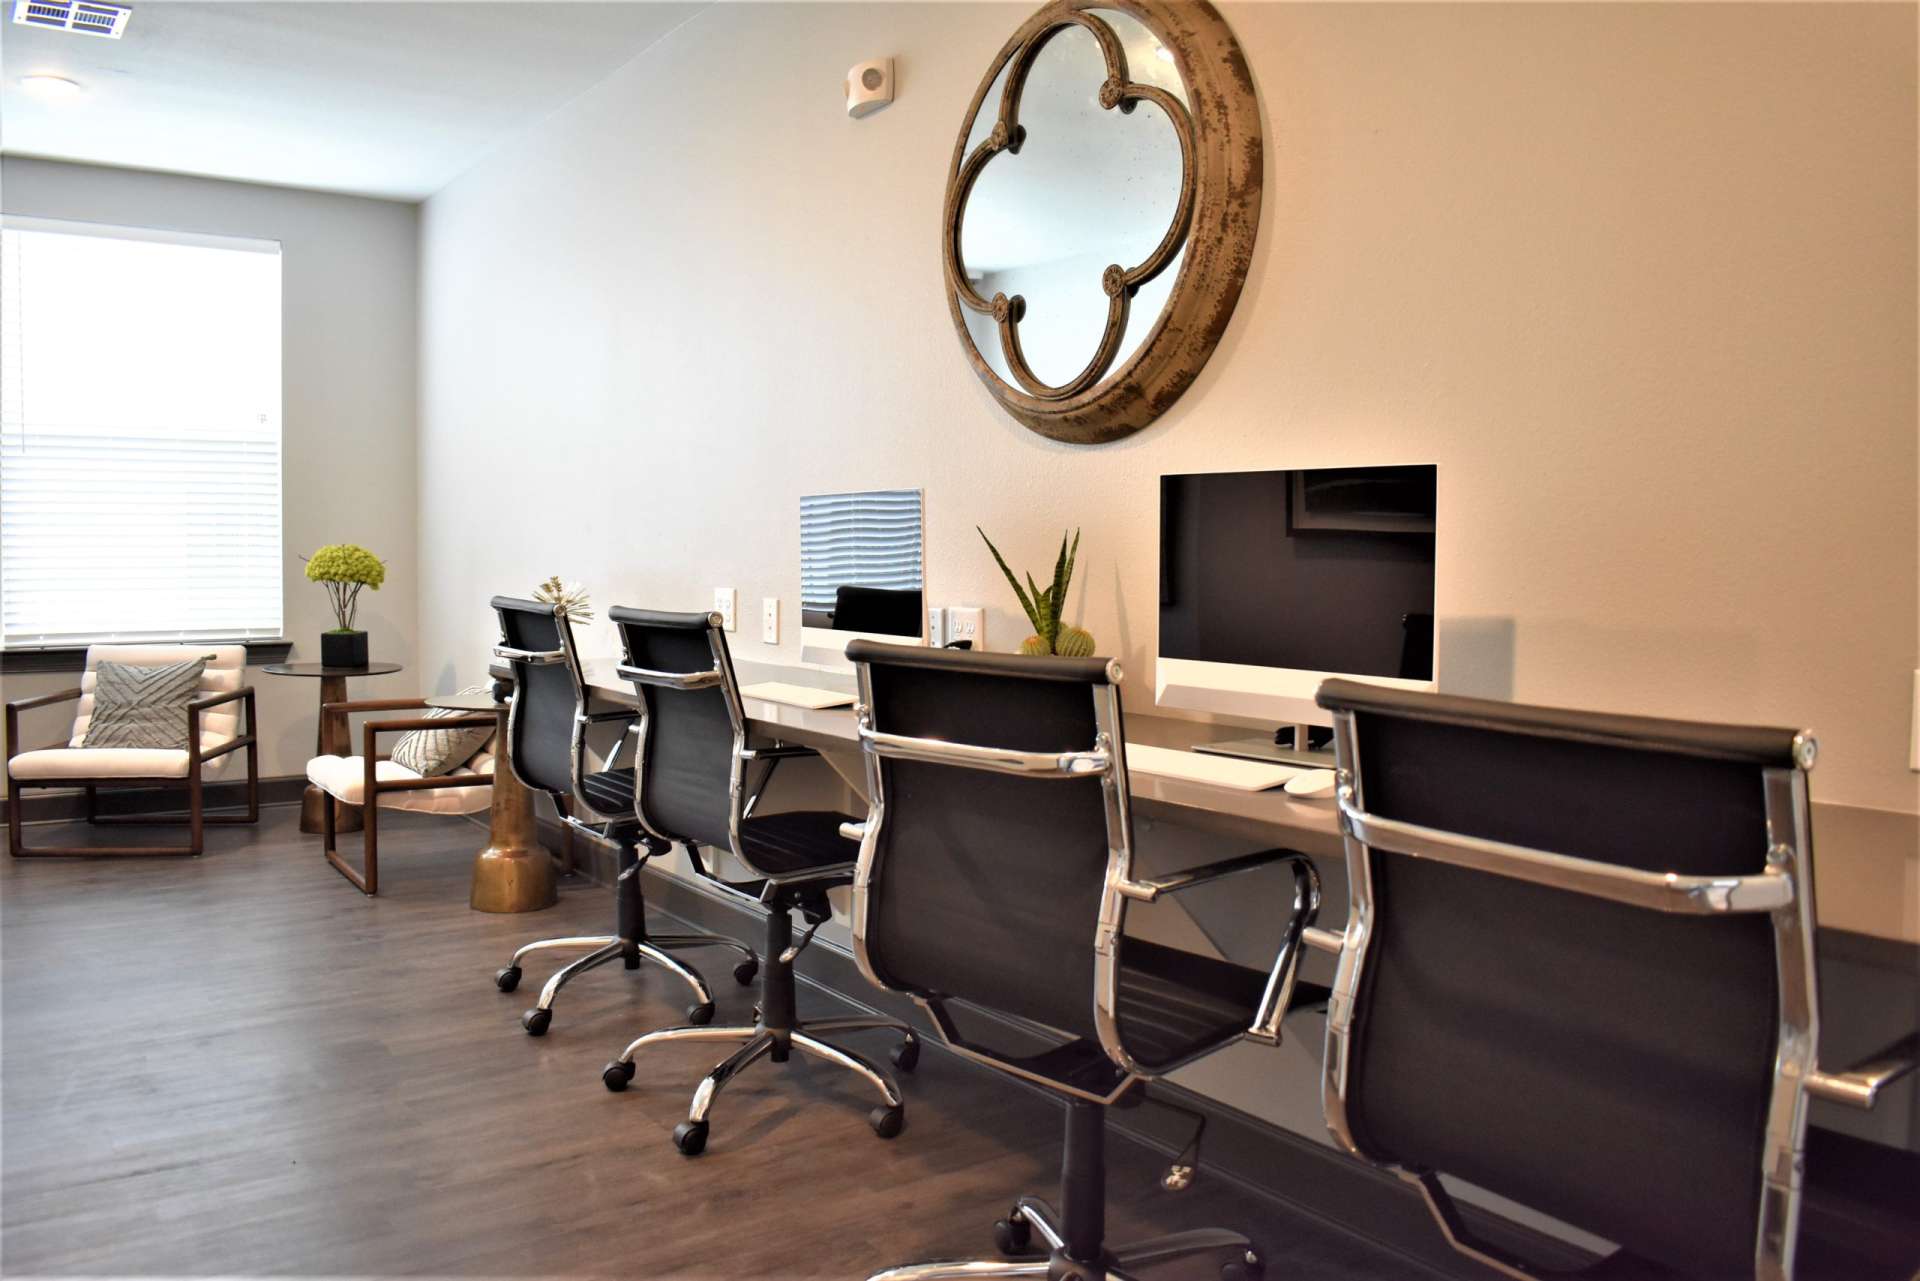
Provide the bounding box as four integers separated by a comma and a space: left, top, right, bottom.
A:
19, 73, 82, 98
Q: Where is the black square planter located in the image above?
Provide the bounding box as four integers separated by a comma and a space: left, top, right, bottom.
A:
320, 630, 369, 669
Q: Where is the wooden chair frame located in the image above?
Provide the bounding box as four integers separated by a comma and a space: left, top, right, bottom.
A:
319, 697, 497, 895
5, 684, 260, 858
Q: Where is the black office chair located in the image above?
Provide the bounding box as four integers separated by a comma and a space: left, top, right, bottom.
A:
847, 641, 1326, 1281
596, 608, 918, 1156
1310, 679, 1916, 1281
488, 597, 756, 1036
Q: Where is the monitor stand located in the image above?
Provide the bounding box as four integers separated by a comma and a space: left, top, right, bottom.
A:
1193, 733, 1336, 769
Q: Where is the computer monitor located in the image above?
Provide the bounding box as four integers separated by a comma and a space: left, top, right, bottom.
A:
1155, 465, 1437, 764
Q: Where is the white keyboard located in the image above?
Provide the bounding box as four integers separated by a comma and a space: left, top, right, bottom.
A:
739, 681, 855, 710
1123, 743, 1305, 792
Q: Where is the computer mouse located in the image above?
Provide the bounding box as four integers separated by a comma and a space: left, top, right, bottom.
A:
1283, 768, 1338, 799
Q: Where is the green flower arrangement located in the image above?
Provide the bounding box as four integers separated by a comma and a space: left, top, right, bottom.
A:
304, 543, 386, 633
978, 526, 1096, 657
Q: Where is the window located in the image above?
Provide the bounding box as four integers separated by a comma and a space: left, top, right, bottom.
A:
799, 489, 924, 628
0, 216, 282, 648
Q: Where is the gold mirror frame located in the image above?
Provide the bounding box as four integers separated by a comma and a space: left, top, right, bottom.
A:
943, 0, 1262, 445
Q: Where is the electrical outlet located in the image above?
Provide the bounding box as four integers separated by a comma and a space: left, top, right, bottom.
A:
926, 606, 946, 647
713, 587, 737, 632
762, 596, 780, 645
948, 605, 984, 649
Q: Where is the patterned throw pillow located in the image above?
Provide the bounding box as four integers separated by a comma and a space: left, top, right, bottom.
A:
390, 685, 496, 777
82, 657, 210, 751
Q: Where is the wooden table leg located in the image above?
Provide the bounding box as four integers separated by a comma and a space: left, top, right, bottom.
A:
469, 713, 556, 913
299, 674, 364, 836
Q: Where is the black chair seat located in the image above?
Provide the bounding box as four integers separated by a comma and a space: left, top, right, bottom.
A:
1117, 939, 1329, 1071
738, 810, 861, 877
580, 767, 637, 817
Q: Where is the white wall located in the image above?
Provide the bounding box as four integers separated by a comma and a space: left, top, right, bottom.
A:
418, 2, 1917, 818
0, 158, 420, 789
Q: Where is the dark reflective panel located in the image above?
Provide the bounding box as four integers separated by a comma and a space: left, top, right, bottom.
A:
1159, 466, 1437, 681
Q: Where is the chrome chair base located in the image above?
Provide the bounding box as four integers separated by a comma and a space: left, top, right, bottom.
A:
603, 1012, 917, 1154
867, 1198, 1261, 1281
495, 928, 756, 1037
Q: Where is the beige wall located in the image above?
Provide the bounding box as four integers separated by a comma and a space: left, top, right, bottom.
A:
0, 158, 421, 790
417, 1, 1917, 816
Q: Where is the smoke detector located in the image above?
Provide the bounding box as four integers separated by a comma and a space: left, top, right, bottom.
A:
11, 0, 131, 38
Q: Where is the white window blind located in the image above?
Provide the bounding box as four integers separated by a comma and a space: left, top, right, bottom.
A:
0, 216, 283, 647
799, 489, 924, 617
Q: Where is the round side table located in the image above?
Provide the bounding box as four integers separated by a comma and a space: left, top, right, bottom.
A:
264, 661, 403, 834
426, 692, 556, 914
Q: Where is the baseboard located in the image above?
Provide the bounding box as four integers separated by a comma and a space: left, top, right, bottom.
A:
2, 774, 305, 824
535, 805, 1594, 1281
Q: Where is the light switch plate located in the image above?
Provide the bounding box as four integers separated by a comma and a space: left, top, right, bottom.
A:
948, 605, 984, 649
926, 606, 946, 647
762, 596, 780, 645
1910, 669, 1919, 772
713, 587, 737, 632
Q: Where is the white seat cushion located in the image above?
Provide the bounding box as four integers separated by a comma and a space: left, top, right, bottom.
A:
305, 751, 494, 816
10, 747, 197, 780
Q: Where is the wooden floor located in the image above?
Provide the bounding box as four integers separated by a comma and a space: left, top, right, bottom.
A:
2, 804, 1426, 1279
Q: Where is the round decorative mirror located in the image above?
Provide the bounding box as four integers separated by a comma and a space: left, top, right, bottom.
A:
944, 0, 1261, 445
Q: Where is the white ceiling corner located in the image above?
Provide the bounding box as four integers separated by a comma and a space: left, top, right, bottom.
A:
0, 1, 709, 201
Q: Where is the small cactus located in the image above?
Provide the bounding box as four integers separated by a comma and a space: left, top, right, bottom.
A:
1053, 625, 1095, 658
979, 526, 1096, 658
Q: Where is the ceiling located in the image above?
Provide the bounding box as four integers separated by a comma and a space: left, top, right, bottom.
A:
0, 2, 707, 201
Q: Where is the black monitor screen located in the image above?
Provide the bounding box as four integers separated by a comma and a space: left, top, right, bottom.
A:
1159, 466, 1436, 680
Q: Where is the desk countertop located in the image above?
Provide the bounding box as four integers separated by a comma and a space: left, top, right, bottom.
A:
565, 655, 1916, 944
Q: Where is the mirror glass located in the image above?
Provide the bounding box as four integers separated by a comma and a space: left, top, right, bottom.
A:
958, 8, 1187, 390
799, 489, 924, 642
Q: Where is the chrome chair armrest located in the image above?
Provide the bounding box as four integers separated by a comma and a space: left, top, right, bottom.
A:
859, 724, 1109, 778
615, 663, 720, 691
493, 644, 564, 666
1301, 925, 1345, 955
1113, 848, 1323, 1047
578, 708, 638, 725
1115, 848, 1308, 904
839, 820, 868, 842
1808, 1032, 1919, 1109
740, 744, 818, 762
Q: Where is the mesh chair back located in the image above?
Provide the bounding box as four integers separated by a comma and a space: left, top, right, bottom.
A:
491, 597, 580, 798
1317, 678, 1811, 1279
608, 608, 739, 852
850, 641, 1121, 1044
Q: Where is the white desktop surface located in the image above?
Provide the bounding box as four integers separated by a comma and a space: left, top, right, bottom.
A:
568, 655, 1914, 943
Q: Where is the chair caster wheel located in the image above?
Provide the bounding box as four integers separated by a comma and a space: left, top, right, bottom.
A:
602, 1060, 635, 1092
890, 1038, 920, 1073
993, 1217, 1031, 1257
521, 1007, 551, 1036
1221, 1251, 1264, 1281
495, 966, 521, 993
869, 1104, 904, 1139
673, 1120, 709, 1156
732, 958, 758, 985
686, 1001, 715, 1026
